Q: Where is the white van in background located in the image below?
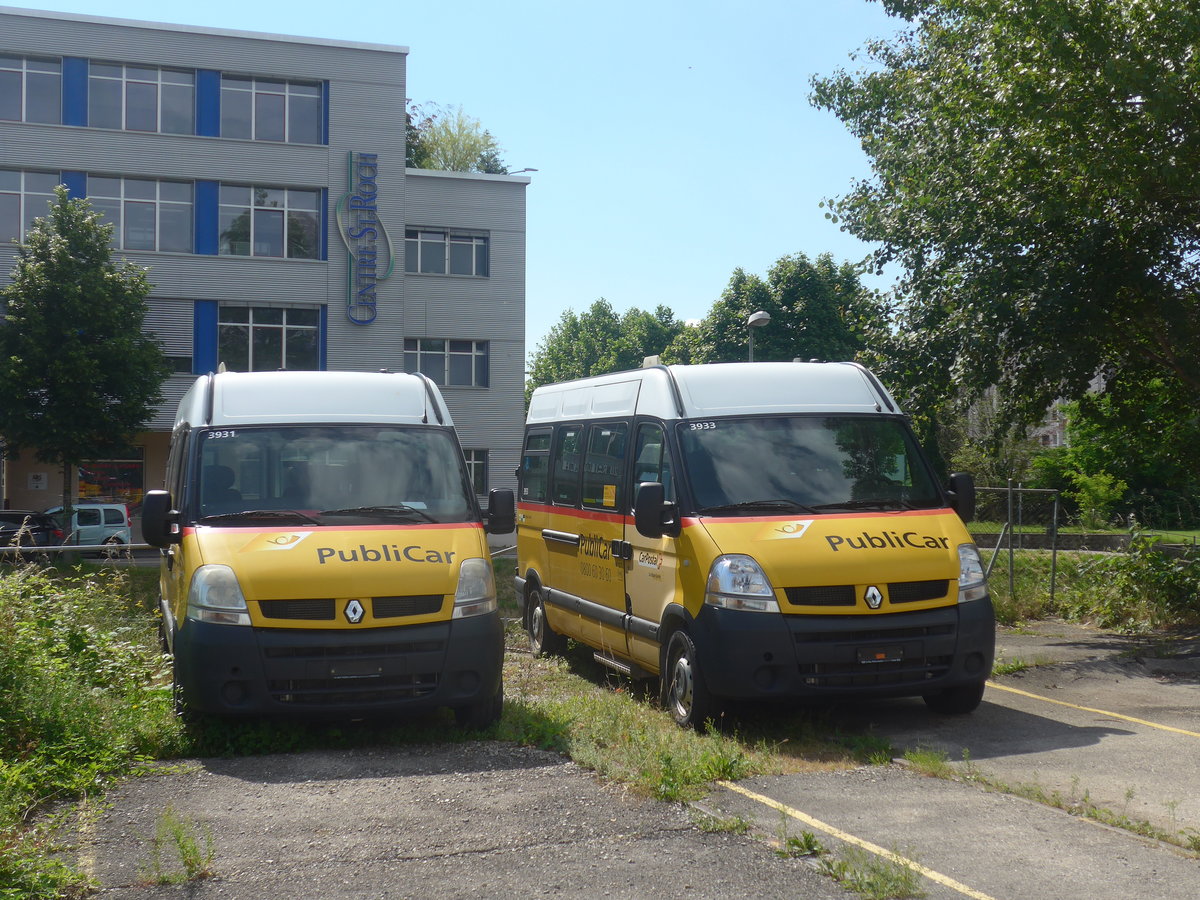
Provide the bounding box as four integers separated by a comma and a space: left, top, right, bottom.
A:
45, 503, 133, 549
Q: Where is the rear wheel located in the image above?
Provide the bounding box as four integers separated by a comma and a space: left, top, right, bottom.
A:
102, 535, 124, 559
527, 586, 567, 658
661, 629, 720, 730
922, 679, 986, 714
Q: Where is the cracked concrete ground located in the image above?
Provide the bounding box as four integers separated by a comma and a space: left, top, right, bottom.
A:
72, 743, 848, 899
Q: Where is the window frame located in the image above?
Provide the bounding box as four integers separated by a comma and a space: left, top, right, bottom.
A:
217, 304, 322, 373
219, 75, 324, 144
0, 169, 61, 244
403, 338, 489, 388
87, 175, 194, 253
87, 61, 195, 134
463, 449, 489, 497
0, 54, 61, 125
404, 228, 490, 277
218, 184, 320, 260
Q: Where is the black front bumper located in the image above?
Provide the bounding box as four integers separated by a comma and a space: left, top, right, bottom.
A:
174, 612, 504, 718
692, 598, 996, 701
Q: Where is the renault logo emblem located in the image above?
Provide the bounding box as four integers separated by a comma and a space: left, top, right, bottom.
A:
344, 599, 365, 624
864, 586, 883, 609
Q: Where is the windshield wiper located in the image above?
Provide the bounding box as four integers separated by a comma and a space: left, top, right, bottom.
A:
199, 509, 321, 525
698, 499, 818, 515
320, 504, 438, 523
808, 498, 921, 512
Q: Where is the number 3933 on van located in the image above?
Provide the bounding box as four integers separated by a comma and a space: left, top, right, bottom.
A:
515, 361, 994, 729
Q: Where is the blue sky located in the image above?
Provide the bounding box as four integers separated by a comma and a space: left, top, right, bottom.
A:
15, 0, 902, 361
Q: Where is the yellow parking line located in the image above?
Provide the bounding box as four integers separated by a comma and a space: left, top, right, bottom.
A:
986, 682, 1200, 739
719, 780, 1000, 900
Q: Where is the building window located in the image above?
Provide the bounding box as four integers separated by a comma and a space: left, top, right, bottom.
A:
403, 339, 489, 387
405, 230, 489, 276
88, 62, 194, 134
219, 185, 319, 259
0, 55, 61, 125
220, 75, 323, 144
218, 306, 320, 372
88, 176, 193, 252
0, 169, 60, 243
463, 449, 488, 496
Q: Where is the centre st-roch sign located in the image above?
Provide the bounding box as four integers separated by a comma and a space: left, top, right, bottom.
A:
335, 152, 395, 324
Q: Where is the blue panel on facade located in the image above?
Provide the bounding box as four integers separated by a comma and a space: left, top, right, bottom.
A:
193, 300, 219, 374
322, 81, 330, 145
196, 70, 221, 137
319, 304, 328, 370
61, 57, 88, 126
60, 172, 86, 200
320, 188, 329, 261
194, 180, 219, 255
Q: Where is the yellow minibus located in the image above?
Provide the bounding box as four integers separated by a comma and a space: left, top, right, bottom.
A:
516, 361, 993, 727
142, 370, 514, 726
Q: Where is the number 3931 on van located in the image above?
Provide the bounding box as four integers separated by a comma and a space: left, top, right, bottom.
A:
515, 361, 994, 728
141, 370, 515, 727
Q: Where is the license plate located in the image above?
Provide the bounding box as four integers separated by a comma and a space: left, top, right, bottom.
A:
330, 659, 383, 679
858, 646, 904, 664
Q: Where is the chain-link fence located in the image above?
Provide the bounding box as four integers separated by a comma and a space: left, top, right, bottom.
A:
972, 482, 1198, 615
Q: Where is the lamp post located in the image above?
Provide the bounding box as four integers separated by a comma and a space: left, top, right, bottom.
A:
746, 310, 771, 362
507, 168, 538, 175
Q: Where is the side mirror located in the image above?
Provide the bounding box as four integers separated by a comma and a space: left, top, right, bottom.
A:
947, 472, 976, 523
141, 490, 180, 548
485, 489, 515, 535
634, 482, 680, 539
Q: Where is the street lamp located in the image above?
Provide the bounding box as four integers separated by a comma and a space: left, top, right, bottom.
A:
746, 310, 771, 362
507, 168, 538, 175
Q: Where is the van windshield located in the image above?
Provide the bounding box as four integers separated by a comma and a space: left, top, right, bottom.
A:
196, 425, 476, 526
678, 416, 943, 515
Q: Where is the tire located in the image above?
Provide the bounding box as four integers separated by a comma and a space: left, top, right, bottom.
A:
527, 586, 568, 658
455, 684, 503, 730
923, 679, 986, 715
102, 535, 124, 559
660, 629, 720, 730
171, 660, 197, 722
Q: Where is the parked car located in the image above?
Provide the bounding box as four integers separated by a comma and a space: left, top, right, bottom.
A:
0, 510, 65, 558
45, 503, 133, 552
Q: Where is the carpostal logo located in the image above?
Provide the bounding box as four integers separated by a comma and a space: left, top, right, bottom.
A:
317, 543, 457, 565
826, 530, 951, 553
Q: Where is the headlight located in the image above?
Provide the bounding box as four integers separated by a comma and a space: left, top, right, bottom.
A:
957, 543, 988, 603
186, 565, 251, 625
453, 557, 497, 619
705, 554, 780, 613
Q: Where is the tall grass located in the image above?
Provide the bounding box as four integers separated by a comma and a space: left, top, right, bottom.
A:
0, 563, 183, 897
986, 540, 1200, 632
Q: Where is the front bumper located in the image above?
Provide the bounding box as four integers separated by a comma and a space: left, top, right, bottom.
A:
173, 612, 504, 718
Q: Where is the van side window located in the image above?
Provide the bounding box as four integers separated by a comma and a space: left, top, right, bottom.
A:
520, 429, 552, 503
633, 423, 674, 502
582, 423, 627, 510
551, 425, 582, 506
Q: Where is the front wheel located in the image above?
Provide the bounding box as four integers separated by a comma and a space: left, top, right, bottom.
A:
923, 679, 986, 715
527, 587, 567, 658
455, 684, 503, 730
660, 629, 720, 730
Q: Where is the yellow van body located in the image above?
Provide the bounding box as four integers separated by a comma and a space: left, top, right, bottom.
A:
143, 371, 511, 725
516, 362, 994, 727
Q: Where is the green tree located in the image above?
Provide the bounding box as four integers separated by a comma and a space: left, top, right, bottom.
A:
811, 0, 1200, 426
0, 187, 170, 515
673, 252, 885, 365
406, 103, 509, 174
525, 299, 683, 402
1029, 376, 1200, 527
